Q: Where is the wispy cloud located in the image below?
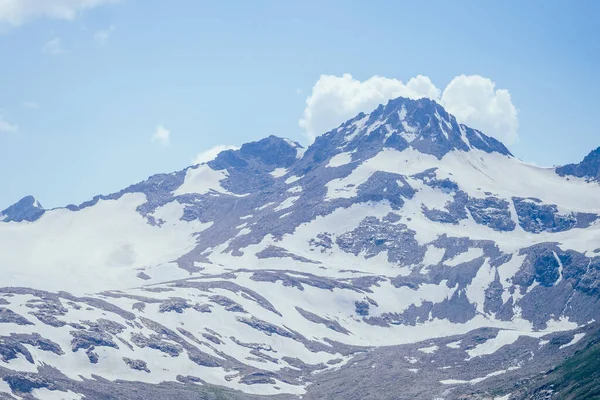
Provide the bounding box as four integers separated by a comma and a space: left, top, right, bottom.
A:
0, 0, 122, 26
23, 101, 40, 109
0, 119, 18, 134
94, 25, 115, 45
151, 125, 171, 146
42, 37, 67, 55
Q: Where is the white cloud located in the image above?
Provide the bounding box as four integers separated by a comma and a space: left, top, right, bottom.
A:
299, 74, 439, 142
151, 125, 170, 146
94, 25, 115, 45
0, 118, 18, 133
441, 75, 518, 146
23, 101, 40, 109
0, 0, 121, 26
300, 73, 519, 145
193, 145, 238, 165
42, 37, 67, 54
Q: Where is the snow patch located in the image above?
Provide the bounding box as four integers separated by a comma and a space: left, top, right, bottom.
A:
275, 196, 300, 212
175, 165, 243, 197
444, 248, 484, 267
466, 330, 522, 359
418, 345, 439, 354
440, 366, 520, 385
285, 176, 302, 185
559, 333, 585, 349
326, 152, 353, 168
270, 168, 288, 178
31, 389, 84, 400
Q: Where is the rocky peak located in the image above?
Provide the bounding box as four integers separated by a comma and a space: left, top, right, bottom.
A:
316, 96, 512, 160
556, 146, 600, 181
210, 135, 304, 171
0, 195, 45, 223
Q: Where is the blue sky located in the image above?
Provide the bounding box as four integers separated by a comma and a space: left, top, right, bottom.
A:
0, 0, 598, 209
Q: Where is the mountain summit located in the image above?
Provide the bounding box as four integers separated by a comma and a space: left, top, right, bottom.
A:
0, 97, 599, 400
0, 194, 44, 222
313, 96, 512, 160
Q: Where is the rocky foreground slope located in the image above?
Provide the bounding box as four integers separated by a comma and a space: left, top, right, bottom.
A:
1, 97, 600, 400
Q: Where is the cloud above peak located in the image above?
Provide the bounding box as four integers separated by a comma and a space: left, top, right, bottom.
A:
0, 0, 121, 26
151, 125, 170, 146
299, 74, 519, 145
440, 75, 519, 146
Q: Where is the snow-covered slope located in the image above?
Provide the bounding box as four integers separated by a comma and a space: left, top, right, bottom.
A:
1, 97, 600, 400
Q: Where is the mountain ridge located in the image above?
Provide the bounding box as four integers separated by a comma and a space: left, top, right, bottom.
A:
4, 97, 598, 217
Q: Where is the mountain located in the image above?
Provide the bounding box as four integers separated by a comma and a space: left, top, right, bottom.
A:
0, 195, 44, 223
556, 146, 600, 181
0, 97, 600, 400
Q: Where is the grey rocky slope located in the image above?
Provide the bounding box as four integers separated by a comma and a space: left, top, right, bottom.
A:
0, 97, 599, 400
556, 146, 600, 181
0, 195, 44, 223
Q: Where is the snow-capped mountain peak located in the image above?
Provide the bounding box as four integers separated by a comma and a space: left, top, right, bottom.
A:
316, 97, 512, 161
